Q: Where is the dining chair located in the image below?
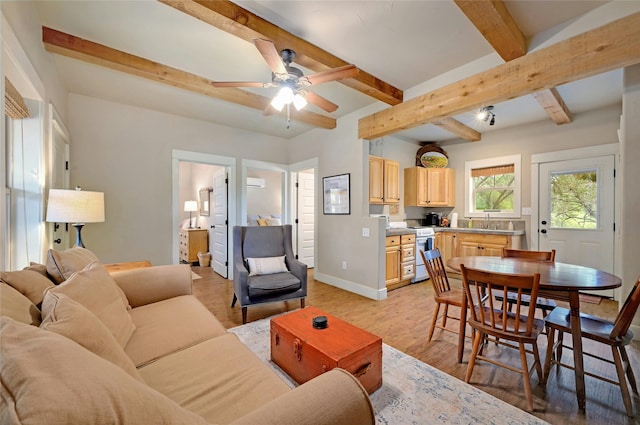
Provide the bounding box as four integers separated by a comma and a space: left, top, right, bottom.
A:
460, 264, 544, 412
421, 249, 467, 342
497, 248, 557, 318
543, 277, 640, 417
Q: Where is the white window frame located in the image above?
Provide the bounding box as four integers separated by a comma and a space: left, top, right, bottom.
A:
464, 154, 521, 219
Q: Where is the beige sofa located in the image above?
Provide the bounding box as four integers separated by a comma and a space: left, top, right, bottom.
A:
0, 248, 374, 425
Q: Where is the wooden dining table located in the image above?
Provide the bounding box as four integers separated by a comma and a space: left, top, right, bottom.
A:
446, 255, 622, 411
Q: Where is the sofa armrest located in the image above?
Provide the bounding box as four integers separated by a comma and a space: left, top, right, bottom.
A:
110, 264, 193, 308
229, 369, 375, 425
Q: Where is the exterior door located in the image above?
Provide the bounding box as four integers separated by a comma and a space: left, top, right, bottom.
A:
538, 155, 615, 297
295, 169, 315, 268
212, 167, 228, 278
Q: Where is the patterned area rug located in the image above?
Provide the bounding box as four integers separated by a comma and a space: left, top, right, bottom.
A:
229, 316, 549, 425
191, 271, 202, 280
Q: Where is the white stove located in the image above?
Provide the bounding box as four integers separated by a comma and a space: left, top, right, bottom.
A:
410, 227, 436, 283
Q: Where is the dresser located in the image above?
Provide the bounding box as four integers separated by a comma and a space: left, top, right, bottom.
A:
179, 229, 208, 264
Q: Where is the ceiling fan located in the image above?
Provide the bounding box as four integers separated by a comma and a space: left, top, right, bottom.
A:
211, 39, 359, 117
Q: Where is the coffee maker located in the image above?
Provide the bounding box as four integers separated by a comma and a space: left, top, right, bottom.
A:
425, 212, 439, 226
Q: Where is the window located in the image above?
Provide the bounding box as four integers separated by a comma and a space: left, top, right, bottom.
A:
464, 154, 521, 218
550, 170, 598, 229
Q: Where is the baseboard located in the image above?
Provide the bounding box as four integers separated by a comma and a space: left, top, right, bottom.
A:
313, 272, 387, 300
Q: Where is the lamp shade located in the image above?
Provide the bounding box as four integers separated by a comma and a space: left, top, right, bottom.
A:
46, 189, 105, 224
184, 200, 198, 212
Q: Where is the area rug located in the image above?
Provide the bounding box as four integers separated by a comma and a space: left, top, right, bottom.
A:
191, 271, 202, 280
229, 316, 549, 425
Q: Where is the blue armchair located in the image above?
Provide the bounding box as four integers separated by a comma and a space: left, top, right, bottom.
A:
232, 225, 307, 323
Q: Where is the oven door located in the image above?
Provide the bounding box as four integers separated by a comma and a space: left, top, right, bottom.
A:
412, 235, 434, 283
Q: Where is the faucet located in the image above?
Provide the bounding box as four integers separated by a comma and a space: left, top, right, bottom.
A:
484, 213, 490, 229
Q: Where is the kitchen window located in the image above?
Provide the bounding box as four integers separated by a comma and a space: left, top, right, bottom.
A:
464, 154, 521, 218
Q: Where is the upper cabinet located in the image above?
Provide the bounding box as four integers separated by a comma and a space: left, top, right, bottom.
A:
369, 156, 399, 205
404, 167, 455, 207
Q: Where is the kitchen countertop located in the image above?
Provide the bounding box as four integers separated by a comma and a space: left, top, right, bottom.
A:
385, 228, 417, 236
433, 227, 525, 236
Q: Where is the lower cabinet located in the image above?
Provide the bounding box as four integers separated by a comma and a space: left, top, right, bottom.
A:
435, 231, 522, 273
385, 234, 416, 291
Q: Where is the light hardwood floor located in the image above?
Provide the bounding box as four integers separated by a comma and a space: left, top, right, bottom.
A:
190, 266, 640, 425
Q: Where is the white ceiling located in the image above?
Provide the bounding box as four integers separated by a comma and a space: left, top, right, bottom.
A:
33, 0, 622, 141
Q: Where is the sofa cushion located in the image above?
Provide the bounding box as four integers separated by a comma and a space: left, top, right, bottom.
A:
43, 262, 135, 347
40, 293, 143, 382
0, 317, 210, 425
25, 262, 51, 279
247, 272, 301, 298
46, 246, 100, 284
126, 295, 227, 367
247, 255, 288, 276
0, 284, 41, 326
139, 333, 290, 424
0, 270, 53, 306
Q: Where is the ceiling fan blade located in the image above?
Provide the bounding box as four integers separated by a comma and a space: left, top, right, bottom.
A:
211, 81, 269, 88
305, 65, 359, 86
254, 38, 287, 75
305, 91, 339, 113
262, 104, 277, 116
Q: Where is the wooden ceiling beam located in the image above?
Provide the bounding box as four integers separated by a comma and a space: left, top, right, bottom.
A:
456, 0, 573, 127
359, 12, 640, 140
533, 88, 573, 125
158, 0, 403, 106
454, 0, 526, 62
433, 117, 481, 142
42, 26, 335, 130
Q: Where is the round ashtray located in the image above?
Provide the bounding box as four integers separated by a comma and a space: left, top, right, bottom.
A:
312, 316, 328, 329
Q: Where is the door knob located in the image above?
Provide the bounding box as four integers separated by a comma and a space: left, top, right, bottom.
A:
54, 238, 62, 244
540, 229, 547, 234
541, 220, 547, 225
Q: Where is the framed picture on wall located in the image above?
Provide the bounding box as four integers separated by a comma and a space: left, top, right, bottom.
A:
323, 173, 350, 215
199, 188, 211, 216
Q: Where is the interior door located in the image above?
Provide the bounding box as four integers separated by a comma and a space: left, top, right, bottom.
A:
212, 167, 228, 278
50, 119, 70, 250
538, 155, 615, 296
296, 169, 315, 268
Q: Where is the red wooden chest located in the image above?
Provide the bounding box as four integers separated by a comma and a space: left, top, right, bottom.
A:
270, 306, 382, 394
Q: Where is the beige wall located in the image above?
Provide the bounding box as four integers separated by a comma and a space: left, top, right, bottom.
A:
66, 94, 290, 265
246, 169, 283, 219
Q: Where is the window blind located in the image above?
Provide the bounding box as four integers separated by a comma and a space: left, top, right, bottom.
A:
4, 77, 30, 119
471, 164, 514, 178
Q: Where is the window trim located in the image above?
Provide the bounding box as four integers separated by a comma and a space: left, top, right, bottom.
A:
464, 154, 521, 219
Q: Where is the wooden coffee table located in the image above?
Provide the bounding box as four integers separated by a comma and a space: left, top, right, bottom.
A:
270, 306, 382, 394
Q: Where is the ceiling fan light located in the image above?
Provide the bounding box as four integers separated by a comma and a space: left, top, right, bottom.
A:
271, 95, 286, 111
278, 86, 294, 104
293, 93, 307, 111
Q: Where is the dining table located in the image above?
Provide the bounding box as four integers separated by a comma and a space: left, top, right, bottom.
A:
446, 255, 622, 411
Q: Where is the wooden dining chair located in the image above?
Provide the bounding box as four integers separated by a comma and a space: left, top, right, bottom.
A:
421, 249, 466, 342
543, 277, 640, 417
498, 248, 557, 318
460, 264, 544, 412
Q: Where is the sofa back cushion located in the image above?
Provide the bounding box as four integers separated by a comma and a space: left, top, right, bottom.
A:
0, 317, 211, 425
43, 262, 135, 347
0, 284, 41, 326
1, 269, 54, 306
40, 294, 143, 381
46, 247, 99, 284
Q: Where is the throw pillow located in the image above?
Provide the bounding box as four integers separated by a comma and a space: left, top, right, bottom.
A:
0, 269, 54, 306
42, 262, 135, 347
40, 294, 143, 382
46, 246, 100, 284
247, 256, 288, 276
0, 317, 210, 425
256, 218, 268, 226
26, 262, 50, 278
0, 284, 41, 326
265, 218, 281, 226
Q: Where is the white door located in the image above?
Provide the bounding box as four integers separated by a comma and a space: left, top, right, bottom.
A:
212, 168, 228, 278
50, 120, 70, 250
539, 155, 615, 297
296, 169, 315, 268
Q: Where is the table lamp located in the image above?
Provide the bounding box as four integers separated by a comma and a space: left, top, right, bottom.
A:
45, 187, 105, 248
184, 200, 198, 229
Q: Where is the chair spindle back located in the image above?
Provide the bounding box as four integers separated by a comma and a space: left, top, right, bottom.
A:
502, 248, 556, 262
610, 277, 640, 339
421, 249, 451, 297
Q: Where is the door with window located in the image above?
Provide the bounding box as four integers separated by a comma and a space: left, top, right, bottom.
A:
538, 155, 615, 296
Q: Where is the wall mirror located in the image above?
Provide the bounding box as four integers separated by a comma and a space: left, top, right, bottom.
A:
199, 188, 211, 216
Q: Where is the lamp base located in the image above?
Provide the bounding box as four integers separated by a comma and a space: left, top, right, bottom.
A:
72, 223, 86, 248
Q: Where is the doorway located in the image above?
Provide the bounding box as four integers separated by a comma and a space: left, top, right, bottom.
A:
535, 150, 616, 297
172, 150, 235, 279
